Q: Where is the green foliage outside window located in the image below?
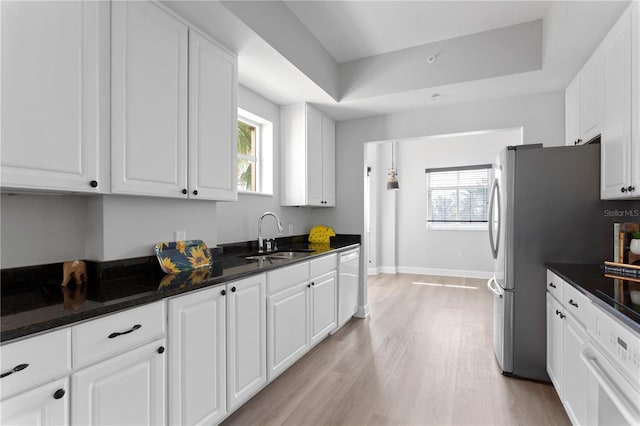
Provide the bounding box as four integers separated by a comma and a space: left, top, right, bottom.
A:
237, 121, 256, 192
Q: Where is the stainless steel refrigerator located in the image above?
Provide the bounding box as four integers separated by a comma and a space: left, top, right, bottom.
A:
486, 143, 639, 382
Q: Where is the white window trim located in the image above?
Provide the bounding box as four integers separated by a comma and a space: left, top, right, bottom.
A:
426, 164, 492, 231
237, 108, 273, 195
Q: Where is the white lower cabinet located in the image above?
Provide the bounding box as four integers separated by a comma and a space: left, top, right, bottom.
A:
546, 270, 592, 426
310, 270, 337, 346
226, 274, 267, 411
267, 282, 309, 380
546, 291, 565, 394
1, 377, 69, 426
1, 254, 345, 425
168, 286, 227, 425
72, 339, 166, 426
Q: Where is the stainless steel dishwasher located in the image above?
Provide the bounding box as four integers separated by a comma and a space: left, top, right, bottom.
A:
337, 248, 360, 330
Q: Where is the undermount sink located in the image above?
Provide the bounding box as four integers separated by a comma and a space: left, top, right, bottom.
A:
244, 250, 311, 261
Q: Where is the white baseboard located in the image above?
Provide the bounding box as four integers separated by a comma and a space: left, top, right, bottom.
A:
367, 267, 378, 276
377, 266, 397, 274
396, 266, 493, 279
355, 304, 370, 318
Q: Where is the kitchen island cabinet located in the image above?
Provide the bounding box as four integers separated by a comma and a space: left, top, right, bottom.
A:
0, 0, 109, 193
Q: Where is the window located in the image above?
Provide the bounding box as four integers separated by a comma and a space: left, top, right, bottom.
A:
236, 109, 273, 194
426, 164, 492, 230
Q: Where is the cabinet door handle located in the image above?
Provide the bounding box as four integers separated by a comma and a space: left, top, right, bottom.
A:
108, 324, 142, 339
621, 187, 628, 193
193, 190, 198, 196
555, 309, 560, 316
569, 299, 579, 308
90, 180, 98, 188
231, 286, 236, 293
157, 346, 165, 354
53, 389, 66, 400
628, 186, 635, 192
549, 282, 556, 288
182, 188, 188, 195
559, 313, 566, 319
221, 289, 226, 296
0, 363, 29, 379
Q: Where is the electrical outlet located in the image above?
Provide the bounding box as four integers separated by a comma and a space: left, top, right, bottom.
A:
175, 230, 186, 241
457, 250, 463, 258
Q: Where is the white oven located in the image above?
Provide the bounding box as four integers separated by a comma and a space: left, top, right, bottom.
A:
581, 307, 640, 425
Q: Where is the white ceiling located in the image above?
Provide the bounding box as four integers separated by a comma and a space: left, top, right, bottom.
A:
283, 1, 551, 63
164, 1, 631, 121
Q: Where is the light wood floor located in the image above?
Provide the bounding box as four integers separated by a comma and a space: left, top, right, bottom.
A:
222, 273, 570, 426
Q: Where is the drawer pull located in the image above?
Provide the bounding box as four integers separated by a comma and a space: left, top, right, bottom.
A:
108, 324, 142, 339
53, 389, 66, 400
0, 363, 29, 379
569, 299, 579, 308
549, 282, 556, 288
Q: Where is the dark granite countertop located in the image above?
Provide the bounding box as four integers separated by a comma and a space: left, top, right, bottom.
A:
546, 263, 640, 334
1, 235, 360, 343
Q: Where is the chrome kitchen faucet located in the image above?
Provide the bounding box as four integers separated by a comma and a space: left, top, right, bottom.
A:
258, 212, 284, 253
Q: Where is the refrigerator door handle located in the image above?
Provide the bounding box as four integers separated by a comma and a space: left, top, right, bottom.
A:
488, 178, 501, 260
487, 277, 503, 298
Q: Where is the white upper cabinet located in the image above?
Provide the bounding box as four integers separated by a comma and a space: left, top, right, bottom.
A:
111, 0, 189, 198
1, 0, 109, 193
600, 3, 638, 199
188, 31, 238, 201
281, 103, 336, 207
565, 77, 580, 146
111, 1, 237, 200
564, 51, 603, 146
579, 54, 603, 143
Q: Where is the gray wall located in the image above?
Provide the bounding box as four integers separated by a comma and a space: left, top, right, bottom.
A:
312, 91, 565, 235
393, 129, 521, 278
312, 91, 565, 283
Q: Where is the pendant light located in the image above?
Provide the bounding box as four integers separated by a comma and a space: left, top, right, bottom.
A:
386, 142, 399, 190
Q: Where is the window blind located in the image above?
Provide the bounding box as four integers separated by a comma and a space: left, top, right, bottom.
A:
426, 165, 491, 226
